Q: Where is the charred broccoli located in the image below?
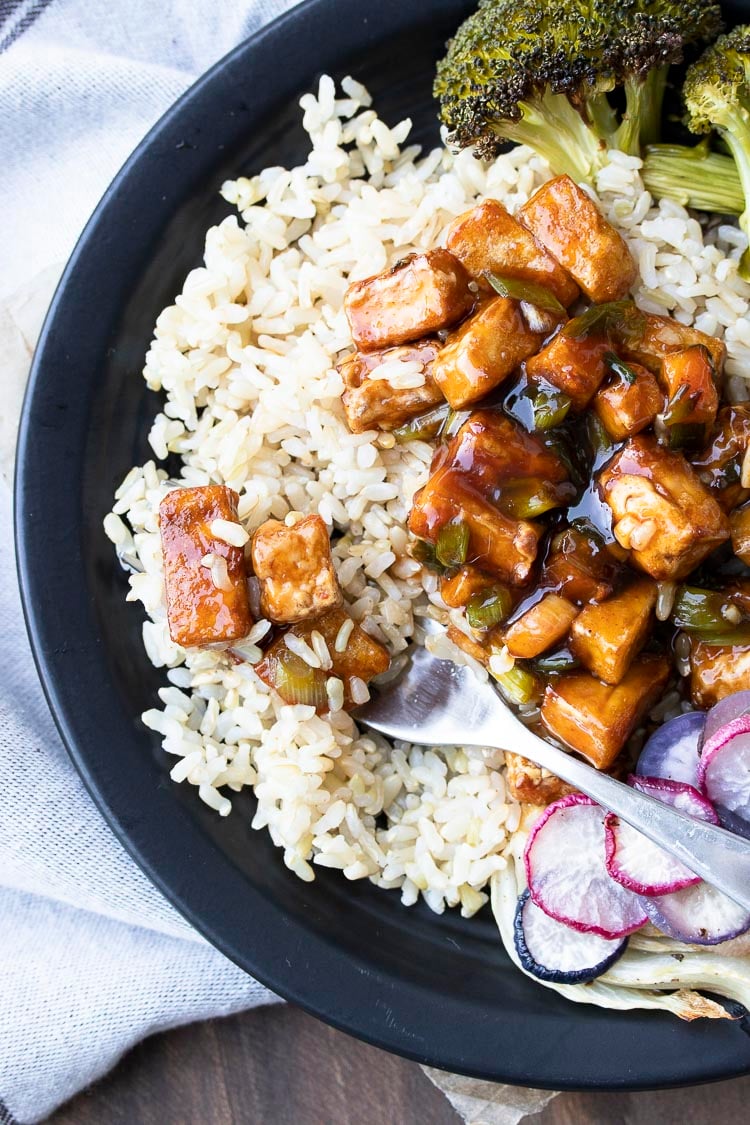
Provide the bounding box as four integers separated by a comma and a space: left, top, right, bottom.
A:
434, 0, 723, 183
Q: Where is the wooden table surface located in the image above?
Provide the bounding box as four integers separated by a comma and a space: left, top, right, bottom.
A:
52, 1004, 750, 1124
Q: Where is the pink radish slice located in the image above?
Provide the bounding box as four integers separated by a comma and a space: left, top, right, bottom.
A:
703, 690, 750, 748
698, 714, 750, 836
642, 880, 750, 945
524, 794, 647, 939
636, 711, 704, 788
514, 890, 628, 984
604, 777, 718, 896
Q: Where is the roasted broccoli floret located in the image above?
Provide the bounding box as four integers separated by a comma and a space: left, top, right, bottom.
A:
433, 0, 723, 183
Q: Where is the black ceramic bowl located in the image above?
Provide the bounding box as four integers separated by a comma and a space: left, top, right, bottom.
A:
16, 0, 750, 1089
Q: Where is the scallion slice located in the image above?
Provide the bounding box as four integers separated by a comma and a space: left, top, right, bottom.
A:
483, 271, 566, 316
564, 301, 645, 345
273, 650, 328, 709
436, 519, 470, 567
466, 584, 513, 630
604, 351, 638, 385
492, 663, 542, 705
393, 403, 451, 443
672, 586, 744, 634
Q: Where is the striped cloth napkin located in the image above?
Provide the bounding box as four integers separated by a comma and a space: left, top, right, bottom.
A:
0, 1, 559, 1120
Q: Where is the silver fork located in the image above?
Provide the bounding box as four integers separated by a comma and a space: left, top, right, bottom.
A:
355, 638, 750, 911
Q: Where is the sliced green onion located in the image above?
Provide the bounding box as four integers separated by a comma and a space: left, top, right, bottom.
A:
666, 421, 707, 450
409, 538, 447, 574
534, 649, 581, 674
393, 402, 450, 443
497, 478, 576, 520
586, 412, 613, 458
273, 650, 328, 709
530, 386, 572, 431
672, 586, 745, 633
436, 519, 470, 567
483, 271, 566, 316
564, 300, 645, 346
604, 351, 638, 385
466, 584, 513, 630
440, 407, 472, 440
688, 625, 750, 646
663, 383, 699, 426
492, 663, 543, 706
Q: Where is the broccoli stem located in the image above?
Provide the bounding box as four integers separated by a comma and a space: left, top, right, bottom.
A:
619, 67, 669, 153
493, 87, 609, 183
715, 104, 750, 278
641, 142, 744, 214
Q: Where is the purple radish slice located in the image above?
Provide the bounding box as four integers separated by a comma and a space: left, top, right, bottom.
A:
524, 794, 647, 939
703, 690, 750, 748
636, 711, 704, 788
604, 777, 718, 896
514, 889, 628, 984
698, 713, 750, 838
642, 880, 750, 945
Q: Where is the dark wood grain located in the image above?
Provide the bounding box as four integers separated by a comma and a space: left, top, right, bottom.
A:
51, 1005, 750, 1125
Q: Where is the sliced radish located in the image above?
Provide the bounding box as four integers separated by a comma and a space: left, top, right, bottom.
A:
514, 889, 628, 984
703, 690, 750, 748
636, 711, 704, 788
699, 713, 750, 838
642, 881, 750, 945
524, 794, 647, 939
604, 777, 718, 896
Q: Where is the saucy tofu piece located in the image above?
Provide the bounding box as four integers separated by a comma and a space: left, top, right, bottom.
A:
251, 514, 342, 625
542, 527, 622, 604
518, 175, 637, 303
624, 313, 726, 377
569, 577, 657, 685
254, 607, 390, 712
504, 752, 577, 806
541, 654, 671, 770
431, 297, 543, 409
593, 362, 663, 440
503, 594, 578, 659
409, 411, 572, 585
692, 405, 750, 511
660, 345, 719, 430
445, 198, 579, 307
690, 641, 750, 708
440, 564, 496, 609
599, 435, 730, 580
338, 340, 444, 433
525, 331, 610, 411
344, 249, 473, 351
409, 473, 542, 585
159, 485, 252, 648
731, 504, 750, 564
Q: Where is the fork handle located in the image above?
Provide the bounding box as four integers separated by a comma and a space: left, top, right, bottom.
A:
507, 716, 750, 912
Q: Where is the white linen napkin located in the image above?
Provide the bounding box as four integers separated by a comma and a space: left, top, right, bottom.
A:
0, 2, 558, 1121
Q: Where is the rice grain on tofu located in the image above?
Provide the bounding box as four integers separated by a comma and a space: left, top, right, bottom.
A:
106, 74, 750, 919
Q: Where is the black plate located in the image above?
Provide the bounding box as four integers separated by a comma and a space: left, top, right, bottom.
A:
15, 0, 750, 1089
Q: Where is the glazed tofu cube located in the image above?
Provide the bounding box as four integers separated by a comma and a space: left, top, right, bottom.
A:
440, 565, 496, 609
541, 655, 671, 769
446, 409, 573, 496
503, 594, 578, 659
445, 198, 579, 307
504, 752, 577, 806
692, 405, 750, 511
569, 577, 657, 685
593, 363, 663, 440
731, 504, 750, 564
432, 297, 543, 408
542, 527, 622, 605
254, 607, 390, 713
599, 436, 730, 580
624, 313, 726, 377
690, 640, 750, 708
159, 485, 252, 648
525, 331, 610, 411
251, 514, 342, 625
660, 346, 719, 430
518, 175, 637, 303
344, 249, 473, 351
409, 471, 542, 585
337, 340, 444, 433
